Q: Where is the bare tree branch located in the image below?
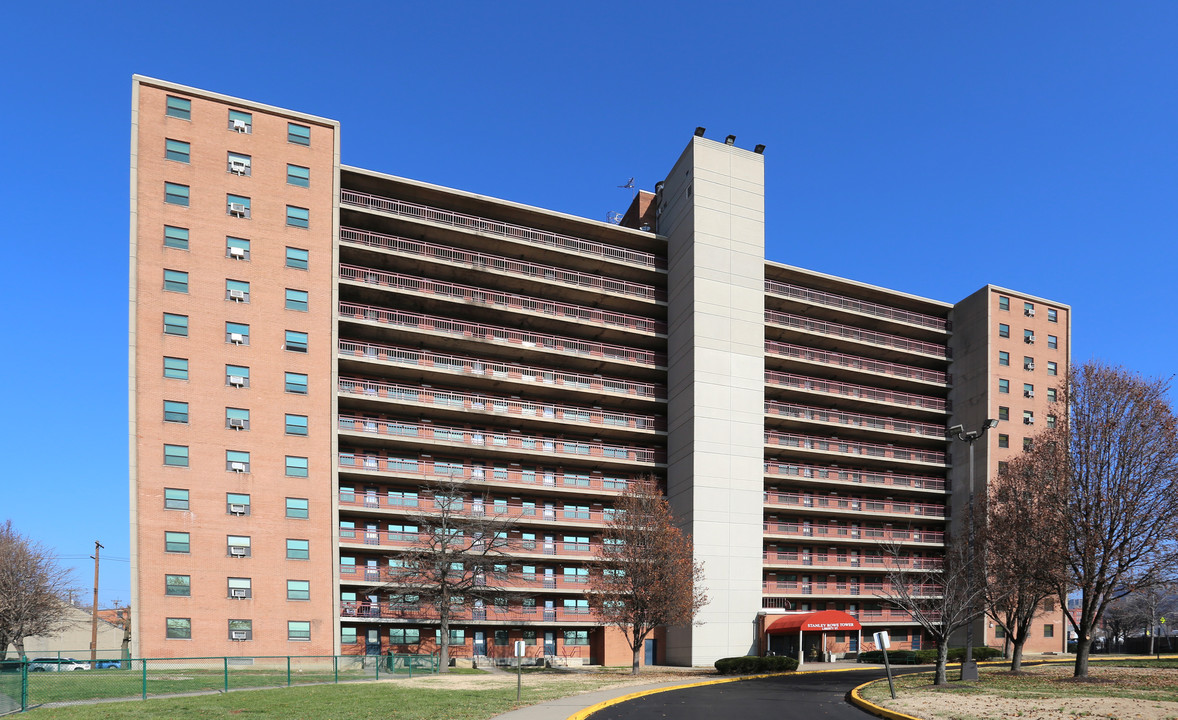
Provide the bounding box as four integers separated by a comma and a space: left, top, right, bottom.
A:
0, 520, 75, 660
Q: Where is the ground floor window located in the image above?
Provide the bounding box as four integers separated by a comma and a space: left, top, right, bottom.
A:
564, 630, 590, 646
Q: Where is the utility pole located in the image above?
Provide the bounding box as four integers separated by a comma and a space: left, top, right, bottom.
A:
90, 541, 103, 665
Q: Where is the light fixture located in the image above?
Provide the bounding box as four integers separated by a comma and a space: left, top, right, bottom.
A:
754, 144, 766, 154
725, 135, 736, 145
985, 418, 999, 429
694, 127, 706, 137
948, 424, 964, 436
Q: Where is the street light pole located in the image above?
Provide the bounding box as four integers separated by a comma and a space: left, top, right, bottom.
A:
949, 420, 998, 682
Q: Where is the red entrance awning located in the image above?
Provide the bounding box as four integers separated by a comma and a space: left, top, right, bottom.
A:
765, 610, 861, 634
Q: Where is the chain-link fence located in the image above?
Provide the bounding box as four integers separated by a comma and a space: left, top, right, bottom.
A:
3, 653, 437, 712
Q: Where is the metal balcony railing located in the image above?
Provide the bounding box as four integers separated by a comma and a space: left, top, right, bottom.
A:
765, 371, 948, 412
764, 461, 947, 492
762, 550, 943, 571
340, 565, 589, 591
764, 341, 949, 385
338, 339, 665, 399
338, 416, 664, 464
337, 453, 636, 494
763, 521, 945, 545
339, 600, 598, 623
764, 401, 946, 439
764, 280, 949, 332
338, 302, 666, 367
340, 264, 665, 334
765, 311, 950, 359
336, 494, 616, 526
764, 491, 946, 518
339, 377, 664, 431
761, 580, 941, 597
340, 226, 665, 301
764, 432, 947, 465
340, 189, 665, 270
337, 532, 604, 560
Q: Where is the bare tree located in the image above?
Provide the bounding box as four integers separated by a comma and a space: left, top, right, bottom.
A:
0, 521, 75, 660
587, 480, 707, 675
984, 451, 1068, 671
1043, 363, 1178, 677
877, 524, 986, 686
378, 476, 519, 672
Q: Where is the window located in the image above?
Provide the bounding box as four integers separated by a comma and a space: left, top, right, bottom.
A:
1048, 308, 1058, 323
225, 407, 250, 430
390, 628, 421, 644
226, 450, 250, 472
165, 532, 190, 553
341, 627, 357, 645
226, 236, 250, 260
1044, 624, 1055, 638
163, 313, 188, 336
287, 580, 310, 601
998, 379, 1009, 394
226, 322, 250, 345
280, 412, 309, 436
227, 577, 252, 599
998, 460, 1009, 473
493, 630, 509, 646
227, 493, 250, 515
287, 164, 310, 187
227, 194, 250, 218
164, 225, 189, 250
286, 497, 309, 519
228, 109, 252, 133
228, 619, 253, 640
1023, 437, 1033, 450
1048, 335, 1058, 349
288, 123, 311, 146
163, 269, 188, 293
227, 152, 251, 176
994, 625, 1006, 639
227, 535, 251, 557
226, 279, 250, 302
285, 247, 308, 269
165, 96, 191, 120
163, 444, 189, 467
165, 182, 189, 206
1048, 361, 1058, 376
1024, 302, 1035, 316
164, 356, 188, 379
1024, 356, 1035, 370
226, 364, 249, 387
285, 289, 308, 311
165, 139, 190, 163
1023, 410, 1035, 425
998, 296, 1009, 311
1047, 388, 1057, 402
163, 400, 188, 424
998, 406, 1009, 421
286, 205, 309, 228
564, 630, 590, 646
164, 488, 189, 510
1024, 383, 1034, 398
287, 620, 311, 641
285, 372, 308, 394
286, 456, 308, 477
165, 574, 190, 596
1024, 329, 1035, 344
998, 351, 1009, 366
997, 434, 1009, 448
1047, 415, 1057, 429
166, 618, 191, 639
998, 323, 1009, 339
284, 331, 308, 353
434, 629, 464, 644
286, 539, 309, 560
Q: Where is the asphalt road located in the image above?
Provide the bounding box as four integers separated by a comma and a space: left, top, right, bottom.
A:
589, 667, 923, 720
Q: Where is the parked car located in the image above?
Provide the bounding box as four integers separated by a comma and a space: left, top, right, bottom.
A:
93, 659, 122, 670
28, 657, 90, 671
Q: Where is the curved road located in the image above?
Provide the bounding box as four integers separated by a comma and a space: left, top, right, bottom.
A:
590, 667, 924, 720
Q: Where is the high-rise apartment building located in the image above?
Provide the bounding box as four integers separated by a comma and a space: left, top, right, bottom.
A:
129, 76, 1070, 665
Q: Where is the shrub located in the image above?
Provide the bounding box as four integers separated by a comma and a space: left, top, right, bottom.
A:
714, 655, 799, 675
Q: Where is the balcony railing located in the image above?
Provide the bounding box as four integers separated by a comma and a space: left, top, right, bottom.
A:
338, 453, 636, 494
764, 432, 947, 465
765, 401, 946, 439
759, 598, 926, 622
340, 565, 590, 591
764, 280, 949, 332
340, 264, 665, 334
337, 493, 616, 525
339, 600, 597, 623
340, 226, 664, 301
763, 550, 943, 571
764, 461, 947, 492
338, 339, 665, 399
765, 371, 948, 412
337, 533, 605, 560
339, 302, 666, 367
764, 491, 946, 518
340, 189, 665, 270
338, 416, 664, 464
765, 341, 949, 385
763, 521, 945, 545
765, 311, 950, 359
339, 377, 664, 431
762, 580, 941, 597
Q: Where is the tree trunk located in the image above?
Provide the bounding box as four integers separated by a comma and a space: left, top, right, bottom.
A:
1010, 637, 1025, 672
1149, 627, 1156, 655
934, 642, 949, 686
14, 638, 25, 660
1073, 636, 1091, 677
439, 609, 450, 673
632, 643, 641, 675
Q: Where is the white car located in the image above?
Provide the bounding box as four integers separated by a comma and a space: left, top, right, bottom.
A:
28, 657, 90, 671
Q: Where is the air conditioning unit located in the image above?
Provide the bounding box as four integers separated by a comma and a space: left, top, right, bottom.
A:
1025, 362, 1035, 371
231, 631, 248, 639
229, 418, 246, 429
229, 289, 246, 301
229, 203, 247, 217
230, 588, 248, 598
229, 375, 245, 387
1024, 390, 1034, 398
230, 462, 246, 473
229, 246, 246, 259
229, 503, 246, 515
230, 333, 245, 344
1024, 417, 1035, 425
229, 546, 247, 556
1025, 336, 1035, 344
229, 160, 249, 175
232, 119, 248, 132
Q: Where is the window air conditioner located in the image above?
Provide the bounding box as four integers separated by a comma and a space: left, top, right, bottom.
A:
230, 588, 248, 598
1024, 390, 1034, 398
232, 119, 248, 132
1025, 336, 1035, 344
1024, 417, 1035, 425
229, 289, 246, 301
229, 418, 246, 429
229, 503, 246, 515
231, 631, 248, 639
230, 462, 246, 472
229, 246, 246, 259
229, 546, 247, 556
230, 333, 245, 344
229, 203, 247, 216
229, 375, 245, 387
229, 160, 249, 175
1025, 362, 1035, 371
1025, 308, 1035, 317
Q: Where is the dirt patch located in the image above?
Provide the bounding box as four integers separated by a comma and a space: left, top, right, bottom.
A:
392, 668, 714, 693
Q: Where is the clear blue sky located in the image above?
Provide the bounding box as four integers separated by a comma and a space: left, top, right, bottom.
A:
1, 1, 1174, 606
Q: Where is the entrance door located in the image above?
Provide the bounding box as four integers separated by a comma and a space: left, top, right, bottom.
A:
544, 599, 555, 621
644, 638, 657, 665
474, 631, 486, 656
544, 632, 556, 655
365, 629, 380, 656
